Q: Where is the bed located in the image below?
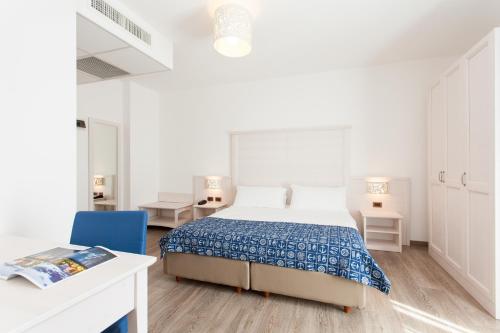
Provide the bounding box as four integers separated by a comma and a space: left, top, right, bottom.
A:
160, 206, 391, 312
160, 127, 391, 312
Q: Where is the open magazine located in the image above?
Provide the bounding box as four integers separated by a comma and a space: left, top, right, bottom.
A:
0, 246, 117, 289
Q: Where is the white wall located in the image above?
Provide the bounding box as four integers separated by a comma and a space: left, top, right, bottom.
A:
77, 80, 159, 211
0, 1, 76, 242
159, 58, 453, 241
129, 82, 160, 210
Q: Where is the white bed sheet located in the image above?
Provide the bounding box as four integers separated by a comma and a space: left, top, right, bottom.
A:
210, 206, 358, 230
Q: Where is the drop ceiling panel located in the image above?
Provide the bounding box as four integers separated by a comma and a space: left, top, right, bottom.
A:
77, 57, 129, 79
77, 48, 89, 58
77, 70, 101, 85
77, 15, 127, 54
96, 47, 167, 75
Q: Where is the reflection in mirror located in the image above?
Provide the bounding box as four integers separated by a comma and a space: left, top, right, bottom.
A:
90, 121, 118, 211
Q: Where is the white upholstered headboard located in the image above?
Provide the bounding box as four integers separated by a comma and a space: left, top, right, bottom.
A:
231, 127, 351, 188
229, 127, 411, 245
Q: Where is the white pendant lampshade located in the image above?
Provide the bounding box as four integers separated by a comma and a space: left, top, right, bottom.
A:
213, 4, 252, 58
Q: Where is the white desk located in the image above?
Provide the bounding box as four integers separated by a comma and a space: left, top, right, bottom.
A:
0, 236, 156, 333
93, 199, 117, 211
138, 201, 192, 228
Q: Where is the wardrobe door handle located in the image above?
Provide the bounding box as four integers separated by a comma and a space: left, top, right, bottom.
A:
438, 171, 442, 183
442, 171, 446, 184
461, 172, 467, 187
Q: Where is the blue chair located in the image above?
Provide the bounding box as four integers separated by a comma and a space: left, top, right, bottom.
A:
70, 211, 148, 333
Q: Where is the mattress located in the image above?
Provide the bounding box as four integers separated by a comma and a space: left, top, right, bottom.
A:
211, 206, 358, 229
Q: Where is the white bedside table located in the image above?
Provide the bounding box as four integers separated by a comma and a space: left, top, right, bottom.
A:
193, 202, 227, 219
361, 209, 403, 253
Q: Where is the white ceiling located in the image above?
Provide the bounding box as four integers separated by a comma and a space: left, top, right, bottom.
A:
119, 0, 500, 90
76, 14, 170, 85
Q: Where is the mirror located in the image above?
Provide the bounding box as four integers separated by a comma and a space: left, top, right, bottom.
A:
89, 120, 119, 211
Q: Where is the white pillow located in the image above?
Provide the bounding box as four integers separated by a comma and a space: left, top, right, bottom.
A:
233, 186, 287, 209
290, 185, 347, 211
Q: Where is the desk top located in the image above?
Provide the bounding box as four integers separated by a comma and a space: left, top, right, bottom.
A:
0, 235, 156, 333
193, 202, 227, 209
93, 199, 116, 206
138, 201, 192, 210
360, 209, 403, 219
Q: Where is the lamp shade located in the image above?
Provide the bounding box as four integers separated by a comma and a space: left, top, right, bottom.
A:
213, 4, 252, 58
94, 175, 105, 186
366, 181, 388, 195
206, 177, 222, 190
93, 175, 105, 193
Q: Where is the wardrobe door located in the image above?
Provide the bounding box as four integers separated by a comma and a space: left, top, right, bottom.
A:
429, 80, 446, 255
444, 63, 467, 271
465, 39, 494, 298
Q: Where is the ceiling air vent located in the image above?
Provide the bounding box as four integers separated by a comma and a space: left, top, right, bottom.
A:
77, 56, 129, 79
91, 0, 152, 45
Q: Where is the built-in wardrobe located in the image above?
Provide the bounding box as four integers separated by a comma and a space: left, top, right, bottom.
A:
428, 28, 499, 318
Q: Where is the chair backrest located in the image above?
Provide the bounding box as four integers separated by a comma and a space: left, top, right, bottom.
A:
70, 211, 148, 255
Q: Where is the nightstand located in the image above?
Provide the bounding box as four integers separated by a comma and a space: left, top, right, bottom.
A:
361, 209, 403, 253
193, 202, 227, 219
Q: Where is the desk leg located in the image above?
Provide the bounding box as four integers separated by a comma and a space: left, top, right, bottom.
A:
129, 269, 148, 333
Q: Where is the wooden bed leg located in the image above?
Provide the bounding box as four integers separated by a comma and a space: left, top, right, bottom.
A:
343, 306, 352, 314
235, 287, 242, 294
175, 276, 181, 283
263, 291, 270, 298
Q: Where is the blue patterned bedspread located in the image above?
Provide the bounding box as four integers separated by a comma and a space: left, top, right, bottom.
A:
159, 217, 391, 294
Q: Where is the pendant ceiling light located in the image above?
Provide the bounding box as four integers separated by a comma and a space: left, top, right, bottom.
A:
213, 3, 252, 58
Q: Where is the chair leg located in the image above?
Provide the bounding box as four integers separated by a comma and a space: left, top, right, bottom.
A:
343, 306, 352, 314
263, 291, 270, 298
235, 287, 242, 294
175, 276, 181, 283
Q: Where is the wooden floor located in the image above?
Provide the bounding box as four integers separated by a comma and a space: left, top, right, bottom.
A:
146, 227, 500, 333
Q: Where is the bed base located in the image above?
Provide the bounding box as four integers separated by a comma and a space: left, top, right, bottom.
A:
164, 254, 366, 312
250, 262, 365, 310
164, 253, 250, 290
